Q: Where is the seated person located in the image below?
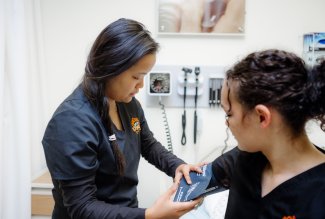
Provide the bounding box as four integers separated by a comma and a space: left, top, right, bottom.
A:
181, 49, 325, 218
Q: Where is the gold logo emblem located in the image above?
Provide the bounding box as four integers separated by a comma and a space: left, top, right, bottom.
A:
131, 117, 141, 134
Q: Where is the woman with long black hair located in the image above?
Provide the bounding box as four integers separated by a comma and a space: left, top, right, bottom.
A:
42, 18, 202, 219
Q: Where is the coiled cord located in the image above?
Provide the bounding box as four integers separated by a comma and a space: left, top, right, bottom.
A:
221, 126, 230, 155
199, 126, 231, 162
158, 97, 173, 153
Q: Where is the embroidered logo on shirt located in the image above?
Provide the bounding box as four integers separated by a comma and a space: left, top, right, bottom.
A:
282, 216, 296, 219
131, 117, 141, 134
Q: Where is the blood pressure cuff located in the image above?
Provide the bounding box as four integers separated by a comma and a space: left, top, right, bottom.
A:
173, 163, 225, 202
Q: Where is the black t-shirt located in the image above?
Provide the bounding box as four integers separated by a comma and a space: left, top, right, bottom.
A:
212, 147, 325, 219
42, 85, 185, 219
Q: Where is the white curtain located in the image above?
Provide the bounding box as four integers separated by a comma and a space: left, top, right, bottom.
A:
0, 0, 46, 218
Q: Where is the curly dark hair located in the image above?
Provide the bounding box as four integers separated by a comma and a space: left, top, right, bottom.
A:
226, 49, 325, 136
81, 18, 159, 175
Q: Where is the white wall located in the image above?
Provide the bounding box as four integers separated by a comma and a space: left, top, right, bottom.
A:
36, 0, 325, 208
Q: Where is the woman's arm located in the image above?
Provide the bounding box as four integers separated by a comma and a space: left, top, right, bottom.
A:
55, 175, 145, 219
136, 100, 185, 177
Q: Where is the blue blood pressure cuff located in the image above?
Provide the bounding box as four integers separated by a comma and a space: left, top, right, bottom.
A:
173, 163, 225, 202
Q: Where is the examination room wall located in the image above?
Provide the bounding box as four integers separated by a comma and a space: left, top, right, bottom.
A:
36, 0, 325, 209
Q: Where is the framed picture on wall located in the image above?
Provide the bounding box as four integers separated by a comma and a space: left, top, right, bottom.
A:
157, 0, 245, 36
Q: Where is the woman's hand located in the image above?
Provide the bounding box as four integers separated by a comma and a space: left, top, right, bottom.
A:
145, 183, 203, 219
174, 162, 208, 185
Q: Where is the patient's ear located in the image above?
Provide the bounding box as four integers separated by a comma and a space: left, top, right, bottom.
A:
254, 105, 271, 128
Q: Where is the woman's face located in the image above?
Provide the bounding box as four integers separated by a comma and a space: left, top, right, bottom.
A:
221, 79, 260, 152
105, 54, 156, 103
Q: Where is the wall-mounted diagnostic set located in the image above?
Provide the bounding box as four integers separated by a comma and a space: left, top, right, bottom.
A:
146, 65, 224, 146
303, 32, 325, 67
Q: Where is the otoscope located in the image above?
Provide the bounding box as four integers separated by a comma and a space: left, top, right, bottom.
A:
181, 67, 192, 145
194, 67, 200, 144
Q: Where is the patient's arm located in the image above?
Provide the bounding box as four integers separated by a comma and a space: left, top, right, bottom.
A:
210, 147, 240, 189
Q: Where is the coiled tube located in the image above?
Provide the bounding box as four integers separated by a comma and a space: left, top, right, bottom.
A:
158, 98, 173, 153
